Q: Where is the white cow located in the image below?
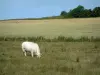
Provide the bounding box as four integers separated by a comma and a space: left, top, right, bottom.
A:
21, 41, 41, 58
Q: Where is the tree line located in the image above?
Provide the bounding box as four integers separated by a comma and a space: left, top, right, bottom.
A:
6, 5, 100, 20
60, 5, 100, 18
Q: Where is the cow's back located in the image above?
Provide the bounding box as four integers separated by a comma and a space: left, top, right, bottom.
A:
22, 41, 34, 51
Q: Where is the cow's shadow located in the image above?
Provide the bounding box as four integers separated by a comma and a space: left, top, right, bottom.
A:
25, 51, 37, 57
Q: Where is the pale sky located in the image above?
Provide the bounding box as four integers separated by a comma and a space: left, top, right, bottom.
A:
0, 0, 100, 20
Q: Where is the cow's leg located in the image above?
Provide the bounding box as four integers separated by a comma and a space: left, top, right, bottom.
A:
22, 48, 27, 56
24, 51, 27, 56
31, 51, 33, 57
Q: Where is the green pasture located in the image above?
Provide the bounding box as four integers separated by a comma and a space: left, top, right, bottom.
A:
0, 41, 100, 75
0, 18, 100, 75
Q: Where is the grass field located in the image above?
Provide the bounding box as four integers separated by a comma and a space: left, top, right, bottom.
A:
0, 41, 100, 75
0, 18, 100, 75
0, 18, 100, 38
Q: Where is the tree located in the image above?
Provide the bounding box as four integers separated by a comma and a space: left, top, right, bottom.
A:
60, 11, 67, 18
92, 7, 100, 17
68, 5, 85, 18
60, 5, 100, 18
80, 9, 92, 17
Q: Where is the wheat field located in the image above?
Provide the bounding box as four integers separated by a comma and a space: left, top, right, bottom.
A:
0, 18, 100, 38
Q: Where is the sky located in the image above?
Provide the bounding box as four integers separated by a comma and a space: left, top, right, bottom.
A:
0, 0, 100, 20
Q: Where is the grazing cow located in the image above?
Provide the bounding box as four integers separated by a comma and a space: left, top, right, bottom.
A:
21, 41, 41, 58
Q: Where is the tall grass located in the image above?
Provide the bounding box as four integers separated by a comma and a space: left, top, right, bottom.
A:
0, 41, 100, 75
0, 36, 100, 42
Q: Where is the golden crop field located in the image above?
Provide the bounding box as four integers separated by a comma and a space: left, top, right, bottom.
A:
0, 18, 100, 38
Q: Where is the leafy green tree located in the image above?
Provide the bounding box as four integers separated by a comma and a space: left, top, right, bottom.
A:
60, 11, 68, 18
80, 9, 92, 17
60, 5, 100, 18
92, 7, 100, 17
68, 5, 85, 18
